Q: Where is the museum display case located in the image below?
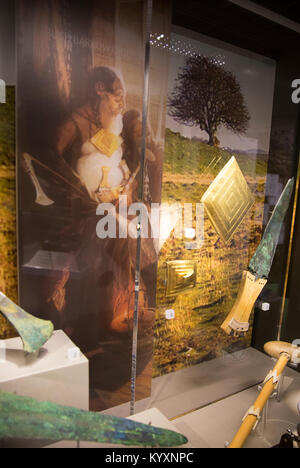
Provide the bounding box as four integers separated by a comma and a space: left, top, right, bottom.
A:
0, 0, 299, 449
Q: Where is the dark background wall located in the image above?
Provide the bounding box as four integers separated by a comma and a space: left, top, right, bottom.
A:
0, 0, 15, 85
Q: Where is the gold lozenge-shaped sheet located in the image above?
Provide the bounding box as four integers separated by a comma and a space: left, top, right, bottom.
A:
201, 157, 254, 243
165, 260, 197, 298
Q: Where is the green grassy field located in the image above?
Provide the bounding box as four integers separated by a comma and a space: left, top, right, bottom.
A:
0, 87, 17, 338
163, 128, 268, 177
153, 129, 268, 377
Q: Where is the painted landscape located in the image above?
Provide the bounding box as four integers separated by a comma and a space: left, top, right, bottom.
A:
153, 129, 268, 377
152, 33, 275, 378
0, 86, 17, 338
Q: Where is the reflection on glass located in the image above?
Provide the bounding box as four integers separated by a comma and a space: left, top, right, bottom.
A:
152, 29, 277, 378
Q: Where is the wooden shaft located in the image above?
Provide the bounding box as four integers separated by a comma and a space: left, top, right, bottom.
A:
229, 353, 290, 448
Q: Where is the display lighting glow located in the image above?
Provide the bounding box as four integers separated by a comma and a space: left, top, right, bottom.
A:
150, 33, 226, 65
184, 228, 196, 239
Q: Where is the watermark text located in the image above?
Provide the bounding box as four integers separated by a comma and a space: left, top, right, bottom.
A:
96, 196, 204, 247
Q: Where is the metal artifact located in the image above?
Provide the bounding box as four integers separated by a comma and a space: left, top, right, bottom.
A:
165, 260, 197, 298
221, 178, 294, 337
201, 157, 254, 243
0, 292, 54, 354
0, 391, 188, 447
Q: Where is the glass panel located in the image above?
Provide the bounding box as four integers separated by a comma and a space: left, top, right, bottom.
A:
130, 0, 173, 414
0, 1, 299, 431
16, 0, 155, 413
150, 26, 277, 380
0, 1, 17, 339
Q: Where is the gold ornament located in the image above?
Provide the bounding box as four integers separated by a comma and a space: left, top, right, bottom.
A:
91, 129, 122, 157
201, 157, 254, 243
165, 260, 197, 298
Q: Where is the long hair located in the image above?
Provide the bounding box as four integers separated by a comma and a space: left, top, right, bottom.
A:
87, 66, 125, 101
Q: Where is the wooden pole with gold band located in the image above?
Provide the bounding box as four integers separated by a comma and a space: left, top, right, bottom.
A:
229, 341, 300, 449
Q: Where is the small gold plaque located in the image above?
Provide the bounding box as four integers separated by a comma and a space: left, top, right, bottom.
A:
201, 157, 254, 243
91, 129, 122, 157
165, 260, 197, 298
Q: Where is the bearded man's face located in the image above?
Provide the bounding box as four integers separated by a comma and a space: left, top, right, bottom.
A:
104, 78, 125, 116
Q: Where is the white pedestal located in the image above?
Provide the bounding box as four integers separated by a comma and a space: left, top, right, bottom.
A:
0, 330, 89, 410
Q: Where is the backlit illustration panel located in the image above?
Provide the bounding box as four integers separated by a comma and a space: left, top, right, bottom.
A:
153, 30, 276, 377
17, 0, 171, 410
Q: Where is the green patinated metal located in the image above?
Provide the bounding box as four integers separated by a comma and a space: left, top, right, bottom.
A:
249, 178, 294, 279
0, 292, 54, 353
0, 392, 188, 447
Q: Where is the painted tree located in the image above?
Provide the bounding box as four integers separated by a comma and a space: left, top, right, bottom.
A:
169, 56, 250, 146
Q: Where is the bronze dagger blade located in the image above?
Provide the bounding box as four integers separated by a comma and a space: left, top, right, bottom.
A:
221, 178, 294, 337
249, 178, 294, 279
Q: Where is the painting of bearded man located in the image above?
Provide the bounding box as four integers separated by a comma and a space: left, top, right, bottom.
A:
17, 0, 169, 411
43, 66, 159, 408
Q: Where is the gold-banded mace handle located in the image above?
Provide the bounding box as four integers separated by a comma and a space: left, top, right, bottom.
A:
228, 341, 300, 449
